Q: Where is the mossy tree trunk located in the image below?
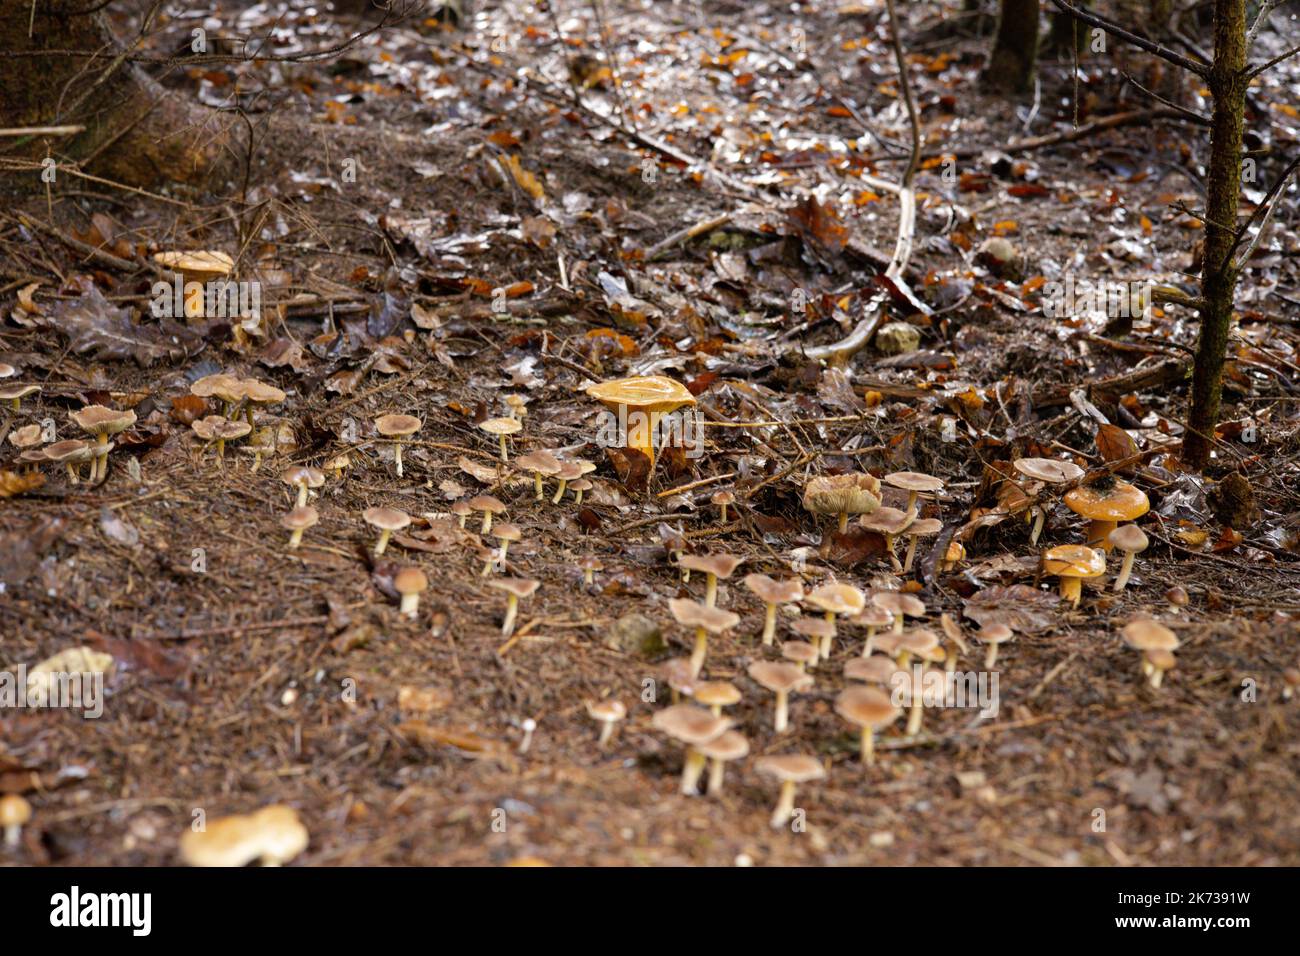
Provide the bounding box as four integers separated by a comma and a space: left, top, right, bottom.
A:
1183, 0, 1249, 470
0, 0, 240, 189
982, 0, 1041, 93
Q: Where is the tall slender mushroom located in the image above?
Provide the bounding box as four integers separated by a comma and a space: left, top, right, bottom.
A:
678, 553, 744, 608
586, 700, 627, 747
835, 686, 900, 765
0, 384, 40, 411
282, 466, 325, 508
693, 681, 741, 717
669, 598, 740, 678
802, 472, 881, 533
805, 582, 865, 660
743, 574, 804, 646
651, 704, 732, 795
490, 577, 539, 637
978, 623, 1014, 669
584, 375, 697, 470
1043, 544, 1106, 608
70, 405, 136, 480
282, 506, 318, 550
374, 413, 422, 478
858, 507, 914, 572
469, 495, 506, 534
238, 379, 287, 427
883, 471, 944, 516
42, 440, 93, 484
747, 661, 813, 733
489, 522, 522, 571
1121, 619, 1180, 687
1012, 457, 1084, 544
900, 518, 943, 574
363, 507, 411, 556
697, 730, 748, 796
711, 490, 736, 525
755, 755, 826, 829
871, 591, 926, 635
851, 604, 894, 656
479, 416, 522, 463
191, 415, 250, 466
516, 450, 561, 501
1109, 524, 1149, 592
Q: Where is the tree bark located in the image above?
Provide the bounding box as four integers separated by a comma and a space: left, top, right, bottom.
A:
1183, 0, 1248, 470
983, 0, 1041, 93
0, 1, 242, 189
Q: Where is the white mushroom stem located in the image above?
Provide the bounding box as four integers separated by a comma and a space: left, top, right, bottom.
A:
393, 441, 405, 478
773, 690, 791, 733
574, 487, 586, 506
860, 727, 876, 764
862, 628, 876, 657
903, 537, 920, 574
3, 823, 20, 847
1149, 666, 1165, 689
295, 484, 309, 508
689, 626, 709, 678
718, 502, 729, 524
583, 568, 595, 585
551, 478, 568, 504
906, 698, 924, 736
885, 534, 901, 572
532, 472, 545, 500
481, 511, 494, 535
481, 556, 495, 577
598, 720, 615, 746
704, 572, 718, 608
501, 594, 520, 637
375, 529, 393, 556
1030, 507, 1046, 545
400, 592, 420, 618
984, 643, 999, 670
820, 632, 834, 662
288, 528, 305, 550
707, 757, 728, 795
770, 780, 797, 828
891, 612, 904, 635
761, 602, 777, 645
680, 749, 707, 795
1113, 550, 1138, 592
497, 434, 509, 462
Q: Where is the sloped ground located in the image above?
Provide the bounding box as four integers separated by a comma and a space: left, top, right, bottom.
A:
0, 0, 1298, 866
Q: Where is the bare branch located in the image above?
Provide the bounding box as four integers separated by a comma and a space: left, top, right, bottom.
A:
1249, 41, 1300, 77
1247, 0, 1284, 45
1229, 154, 1300, 267
1047, 0, 1210, 78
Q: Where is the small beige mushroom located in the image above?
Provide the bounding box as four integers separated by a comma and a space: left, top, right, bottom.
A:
0, 383, 40, 411
190, 373, 244, 416
1013, 457, 1084, 544
711, 489, 736, 525
805, 583, 865, 660
850, 604, 894, 656
678, 553, 744, 608
479, 416, 522, 462
693, 681, 741, 717
1109, 524, 1149, 592
70, 405, 136, 479
743, 574, 804, 646
978, 623, 1014, 669
192, 414, 250, 466
451, 499, 473, 528
747, 661, 813, 733
669, 598, 740, 678
469, 494, 507, 534
782, 637, 822, 672
487, 522, 521, 574
882, 470, 944, 516
835, 686, 900, 764
1121, 619, 1180, 687
586, 699, 627, 747
363, 506, 411, 556
755, 755, 826, 828
843, 656, 900, 685
490, 577, 539, 637
238, 379, 286, 427
1144, 648, 1176, 689
871, 591, 926, 634
282, 506, 318, 550
568, 477, 593, 505
858, 507, 915, 572
394, 566, 428, 618
802, 472, 881, 533
282, 465, 325, 508
696, 730, 748, 796
0, 794, 31, 848
578, 555, 604, 586
374, 413, 422, 477
900, 517, 943, 574
651, 704, 733, 795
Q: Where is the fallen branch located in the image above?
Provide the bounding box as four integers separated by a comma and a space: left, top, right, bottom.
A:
1031, 358, 1189, 409
0, 125, 85, 137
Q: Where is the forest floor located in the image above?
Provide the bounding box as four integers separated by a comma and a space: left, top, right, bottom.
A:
1, 0, 1299, 866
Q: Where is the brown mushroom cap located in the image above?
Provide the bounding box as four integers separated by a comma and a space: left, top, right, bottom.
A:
469, 495, 507, 516
394, 566, 428, 596
492, 522, 522, 543
363, 507, 411, 532
844, 656, 901, 684
191, 373, 243, 403
695, 729, 749, 763
883, 471, 944, 494
802, 472, 881, 517
489, 577, 540, 599
1109, 524, 1149, 553
1144, 648, 1176, 671
678, 553, 745, 579
755, 754, 826, 784
711, 490, 736, 506
743, 573, 804, 605
903, 517, 944, 538
668, 598, 740, 632
192, 415, 251, 441
661, 658, 698, 697
851, 605, 894, 628
586, 699, 628, 722
651, 703, 732, 746
748, 660, 814, 694
7, 424, 42, 449
1043, 544, 1107, 579
871, 591, 926, 618
1064, 481, 1150, 522
479, 416, 522, 437
240, 380, 287, 405
836, 685, 901, 729
374, 413, 422, 438
281, 506, 319, 531
42, 439, 92, 463
0, 363, 15, 379
71, 405, 136, 438
0, 793, 32, 828
693, 681, 742, 709
516, 450, 561, 475
782, 641, 823, 667
806, 582, 866, 616
450, 500, 473, 518
980, 623, 1015, 645
1013, 457, 1085, 484
790, 618, 835, 642
282, 465, 325, 490
1121, 619, 1180, 652
899, 627, 940, 655
858, 506, 915, 536
0, 384, 40, 402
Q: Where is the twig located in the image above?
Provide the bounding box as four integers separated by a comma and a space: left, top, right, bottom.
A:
645, 213, 733, 260
1048, 0, 1210, 77
0, 125, 85, 137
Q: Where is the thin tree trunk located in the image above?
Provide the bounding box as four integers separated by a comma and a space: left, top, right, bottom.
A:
0, 1, 241, 189
1183, 0, 1248, 470
983, 0, 1041, 93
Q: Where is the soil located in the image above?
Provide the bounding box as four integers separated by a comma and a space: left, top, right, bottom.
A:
0, 0, 1298, 866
